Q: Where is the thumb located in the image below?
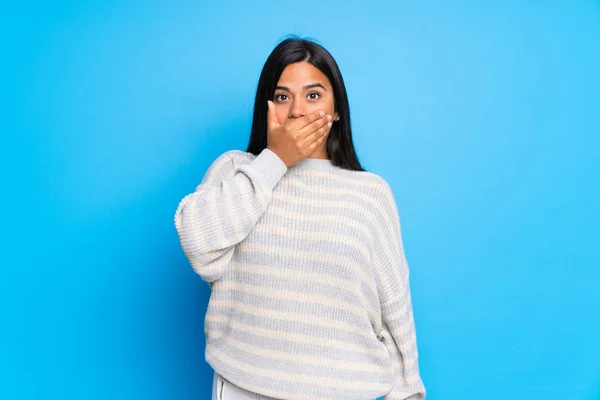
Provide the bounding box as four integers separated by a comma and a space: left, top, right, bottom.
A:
266, 100, 280, 132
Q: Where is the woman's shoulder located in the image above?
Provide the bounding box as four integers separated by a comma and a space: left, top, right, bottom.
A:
196, 149, 251, 188
203, 149, 254, 173
344, 170, 399, 213
211, 149, 251, 163
339, 168, 390, 191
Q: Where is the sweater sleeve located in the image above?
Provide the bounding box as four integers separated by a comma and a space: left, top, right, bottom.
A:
174, 148, 288, 283
372, 179, 426, 400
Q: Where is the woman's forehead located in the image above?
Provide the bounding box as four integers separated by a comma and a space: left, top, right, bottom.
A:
277, 62, 331, 89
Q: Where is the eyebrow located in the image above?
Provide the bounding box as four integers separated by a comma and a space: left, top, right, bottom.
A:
275, 83, 327, 92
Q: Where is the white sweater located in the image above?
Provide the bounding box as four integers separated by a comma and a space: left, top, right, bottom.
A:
174, 148, 426, 400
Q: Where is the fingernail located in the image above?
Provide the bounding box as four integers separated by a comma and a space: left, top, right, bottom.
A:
327, 115, 332, 121
319, 111, 325, 117
328, 121, 332, 127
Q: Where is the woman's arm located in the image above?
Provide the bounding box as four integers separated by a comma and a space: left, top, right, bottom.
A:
372, 179, 426, 399
380, 283, 426, 399
174, 148, 287, 284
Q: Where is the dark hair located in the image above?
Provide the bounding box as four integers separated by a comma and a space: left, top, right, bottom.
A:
246, 35, 366, 171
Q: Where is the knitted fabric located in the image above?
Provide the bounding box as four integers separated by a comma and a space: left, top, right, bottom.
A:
174, 148, 426, 400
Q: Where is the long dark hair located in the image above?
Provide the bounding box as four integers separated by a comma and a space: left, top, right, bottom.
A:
246, 35, 366, 172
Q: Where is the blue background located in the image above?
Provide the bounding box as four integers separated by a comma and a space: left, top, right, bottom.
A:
2, 1, 599, 399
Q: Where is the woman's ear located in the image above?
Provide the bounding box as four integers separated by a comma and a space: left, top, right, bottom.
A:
333, 112, 340, 121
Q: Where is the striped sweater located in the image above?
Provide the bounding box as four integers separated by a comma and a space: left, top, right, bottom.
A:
174, 148, 426, 400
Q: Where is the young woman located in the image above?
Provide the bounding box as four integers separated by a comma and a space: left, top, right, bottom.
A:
174, 36, 426, 400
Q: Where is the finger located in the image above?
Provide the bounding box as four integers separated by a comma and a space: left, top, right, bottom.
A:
289, 109, 326, 130
305, 124, 330, 152
267, 100, 280, 132
299, 113, 331, 138
303, 119, 331, 146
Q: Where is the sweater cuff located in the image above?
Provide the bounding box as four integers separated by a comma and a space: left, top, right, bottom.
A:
249, 148, 288, 191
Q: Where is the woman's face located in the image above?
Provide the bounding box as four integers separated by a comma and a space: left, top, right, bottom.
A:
273, 61, 338, 126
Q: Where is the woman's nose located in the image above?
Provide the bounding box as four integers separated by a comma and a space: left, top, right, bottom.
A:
288, 101, 306, 119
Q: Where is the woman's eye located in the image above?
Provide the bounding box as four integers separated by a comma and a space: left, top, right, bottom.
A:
275, 92, 321, 102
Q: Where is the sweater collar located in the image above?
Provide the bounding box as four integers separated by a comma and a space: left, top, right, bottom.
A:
288, 157, 339, 172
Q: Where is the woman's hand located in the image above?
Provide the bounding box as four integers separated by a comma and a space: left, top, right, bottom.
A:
266, 100, 332, 168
